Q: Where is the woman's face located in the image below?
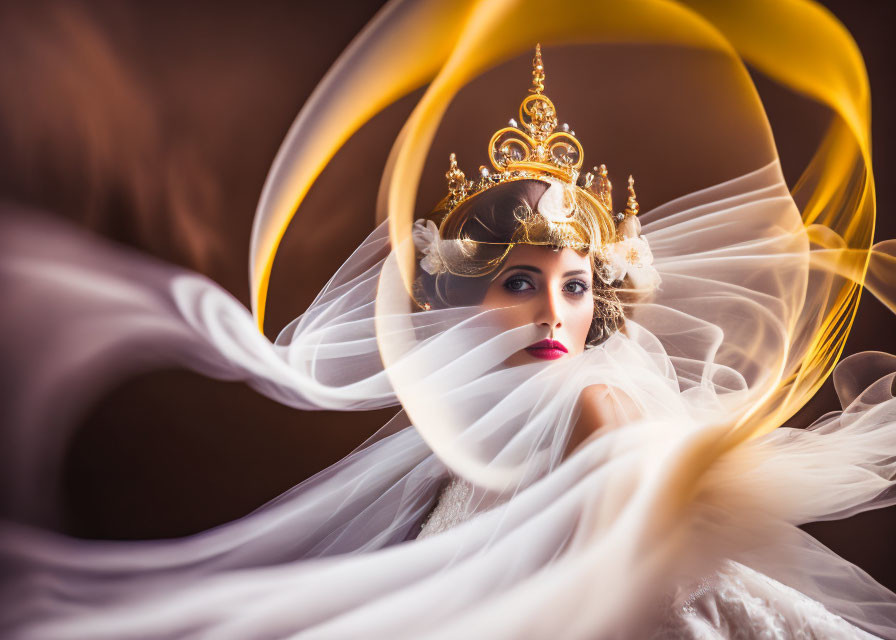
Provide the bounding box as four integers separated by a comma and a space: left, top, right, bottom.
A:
482, 244, 593, 366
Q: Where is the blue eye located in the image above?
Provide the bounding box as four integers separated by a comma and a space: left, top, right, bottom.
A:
504, 276, 535, 293
564, 279, 590, 295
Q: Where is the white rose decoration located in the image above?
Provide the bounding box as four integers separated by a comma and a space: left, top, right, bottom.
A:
602, 235, 660, 290
412, 219, 447, 275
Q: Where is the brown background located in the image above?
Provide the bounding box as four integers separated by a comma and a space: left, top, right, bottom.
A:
1, 0, 893, 590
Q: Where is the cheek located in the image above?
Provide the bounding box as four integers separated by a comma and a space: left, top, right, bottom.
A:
480, 284, 504, 310
565, 300, 594, 354
482, 288, 530, 328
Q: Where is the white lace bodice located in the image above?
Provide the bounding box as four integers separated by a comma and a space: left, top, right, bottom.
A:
419, 479, 876, 639
652, 561, 877, 639
417, 477, 475, 539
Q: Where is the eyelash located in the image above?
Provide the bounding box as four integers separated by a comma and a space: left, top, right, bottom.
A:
564, 279, 589, 296
503, 276, 590, 296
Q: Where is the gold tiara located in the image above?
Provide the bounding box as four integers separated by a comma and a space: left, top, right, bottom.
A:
413, 43, 655, 294
439, 44, 638, 223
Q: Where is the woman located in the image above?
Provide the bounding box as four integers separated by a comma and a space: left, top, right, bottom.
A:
2, 7, 896, 640
401, 56, 893, 637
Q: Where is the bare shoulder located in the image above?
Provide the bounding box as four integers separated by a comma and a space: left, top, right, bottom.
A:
566, 384, 642, 456
579, 384, 639, 422
579, 383, 613, 403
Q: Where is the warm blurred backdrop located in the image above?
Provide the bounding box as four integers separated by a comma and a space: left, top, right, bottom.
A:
1, 0, 893, 589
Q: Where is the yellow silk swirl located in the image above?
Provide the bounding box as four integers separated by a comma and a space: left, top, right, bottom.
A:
250, 0, 879, 476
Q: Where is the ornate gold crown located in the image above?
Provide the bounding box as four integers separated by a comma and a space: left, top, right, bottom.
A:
413, 44, 654, 298
439, 44, 639, 225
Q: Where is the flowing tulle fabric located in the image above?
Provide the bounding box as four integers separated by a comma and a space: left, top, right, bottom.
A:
2, 157, 895, 638
2, 0, 895, 635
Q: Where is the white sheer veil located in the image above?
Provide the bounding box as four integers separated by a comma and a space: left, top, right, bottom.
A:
2, 0, 896, 638
2, 158, 895, 638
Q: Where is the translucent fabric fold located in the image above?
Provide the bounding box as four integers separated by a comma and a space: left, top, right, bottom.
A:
2, 155, 895, 638
2, 0, 894, 636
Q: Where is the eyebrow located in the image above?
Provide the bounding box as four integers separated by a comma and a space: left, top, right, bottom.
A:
500, 265, 589, 278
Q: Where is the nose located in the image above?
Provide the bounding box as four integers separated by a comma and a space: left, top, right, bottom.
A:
535, 288, 563, 333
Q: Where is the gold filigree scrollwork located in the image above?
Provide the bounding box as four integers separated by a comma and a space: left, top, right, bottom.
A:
548, 138, 581, 168
488, 92, 582, 179
521, 94, 557, 141
490, 130, 531, 168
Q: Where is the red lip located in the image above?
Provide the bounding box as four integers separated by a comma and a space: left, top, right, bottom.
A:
525, 339, 568, 360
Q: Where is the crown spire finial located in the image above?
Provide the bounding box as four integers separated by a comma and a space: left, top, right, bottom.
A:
446, 153, 468, 206
594, 164, 612, 211
625, 175, 640, 216
531, 43, 545, 94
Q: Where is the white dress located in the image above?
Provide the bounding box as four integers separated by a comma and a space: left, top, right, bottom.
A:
420, 478, 878, 639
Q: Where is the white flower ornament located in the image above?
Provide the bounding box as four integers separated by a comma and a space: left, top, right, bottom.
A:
602, 234, 661, 290
537, 180, 577, 223
413, 219, 447, 275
